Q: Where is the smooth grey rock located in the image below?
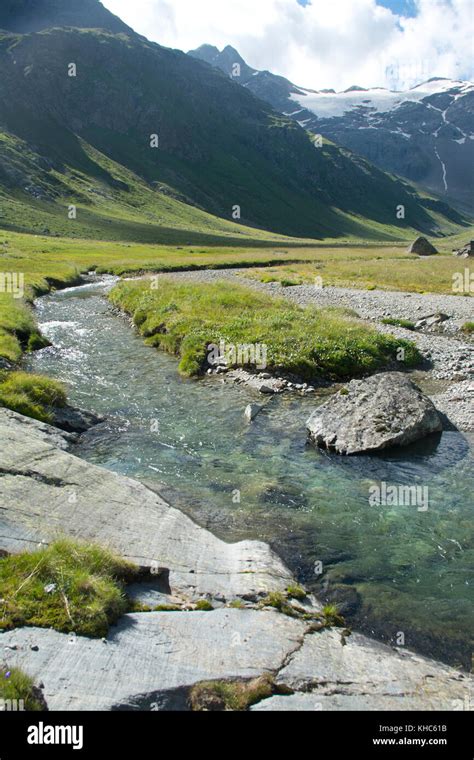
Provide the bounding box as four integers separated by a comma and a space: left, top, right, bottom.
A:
2, 613, 470, 712
306, 372, 442, 455
245, 404, 262, 421
273, 629, 473, 711
0, 610, 306, 711
126, 580, 185, 609
0, 407, 77, 449
0, 409, 293, 601
407, 237, 438, 255
251, 693, 464, 711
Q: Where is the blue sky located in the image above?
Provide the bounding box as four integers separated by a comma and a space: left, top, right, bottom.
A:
376, 0, 417, 16
298, 0, 418, 14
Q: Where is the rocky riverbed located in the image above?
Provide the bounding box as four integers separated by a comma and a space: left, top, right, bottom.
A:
1, 408, 472, 711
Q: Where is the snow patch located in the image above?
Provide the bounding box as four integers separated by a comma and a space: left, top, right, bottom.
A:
290, 79, 474, 119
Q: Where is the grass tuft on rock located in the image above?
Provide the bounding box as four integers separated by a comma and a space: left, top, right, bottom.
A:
260, 591, 297, 617
286, 584, 307, 600
381, 317, 416, 331
321, 604, 345, 628
189, 674, 275, 711
195, 599, 214, 611
0, 666, 46, 711
0, 371, 66, 423
109, 280, 421, 381
0, 539, 139, 637
461, 322, 474, 335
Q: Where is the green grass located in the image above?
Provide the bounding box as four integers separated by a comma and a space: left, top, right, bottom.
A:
0, 666, 45, 711
195, 599, 214, 611
239, 234, 474, 296
109, 279, 421, 381
0, 371, 66, 423
321, 604, 345, 628
381, 318, 416, 331
189, 675, 275, 711
0, 539, 139, 637
286, 584, 307, 600
461, 322, 474, 335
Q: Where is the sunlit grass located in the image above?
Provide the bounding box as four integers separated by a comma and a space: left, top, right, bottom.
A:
0, 539, 138, 637
109, 279, 421, 381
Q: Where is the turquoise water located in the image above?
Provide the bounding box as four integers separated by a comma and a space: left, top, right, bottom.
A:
27, 280, 474, 668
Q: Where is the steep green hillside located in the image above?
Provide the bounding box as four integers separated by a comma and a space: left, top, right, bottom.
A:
0, 5, 468, 241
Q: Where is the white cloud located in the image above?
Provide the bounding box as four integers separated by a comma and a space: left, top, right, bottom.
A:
102, 0, 474, 90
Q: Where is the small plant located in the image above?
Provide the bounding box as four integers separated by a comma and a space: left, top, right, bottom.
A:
128, 600, 152, 613
0, 666, 45, 711
153, 604, 182, 612
286, 584, 306, 600
229, 599, 245, 609
189, 674, 275, 711
339, 387, 349, 396
321, 603, 345, 628
260, 591, 296, 617
195, 599, 214, 611
461, 322, 474, 335
381, 317, 416, 331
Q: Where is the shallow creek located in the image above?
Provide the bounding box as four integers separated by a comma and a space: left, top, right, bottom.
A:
27, 279, 474, 668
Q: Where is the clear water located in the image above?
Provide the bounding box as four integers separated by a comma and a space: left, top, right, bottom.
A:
27, 280, 474, 668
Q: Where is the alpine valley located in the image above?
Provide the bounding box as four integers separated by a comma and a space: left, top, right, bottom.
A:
0, 0, 473, 720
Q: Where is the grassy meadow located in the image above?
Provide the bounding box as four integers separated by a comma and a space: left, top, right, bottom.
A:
109, 279, 421, 381
236, 233, 474, 295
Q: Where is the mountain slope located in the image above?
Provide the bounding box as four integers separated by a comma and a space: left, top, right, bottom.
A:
0, 0, 133, 35
190, 45, 474, 211
0, 2, 467, 242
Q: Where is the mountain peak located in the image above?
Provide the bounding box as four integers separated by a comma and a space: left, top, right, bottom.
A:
0, 0, 134, 35
222, 44, 242, 58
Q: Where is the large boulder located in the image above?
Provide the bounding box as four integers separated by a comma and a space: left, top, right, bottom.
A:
306, 372, 442, 455
407, 237, 438, 255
